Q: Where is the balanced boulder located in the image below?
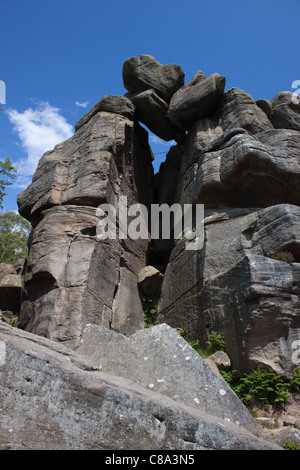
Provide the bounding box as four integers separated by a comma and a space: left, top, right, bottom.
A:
122, 54, 184, 103
167, 71, 226, 130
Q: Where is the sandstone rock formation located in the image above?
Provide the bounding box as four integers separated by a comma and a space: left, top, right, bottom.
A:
122, 54, 184, 103
167, 71, 226, 130
0, 322, 280, 450
77, 323, 258, 431
17, 54, 300, 382
137, 265, 163, 296
18, 107, 155, 348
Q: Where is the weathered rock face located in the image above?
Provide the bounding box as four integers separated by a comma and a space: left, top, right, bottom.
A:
125, 89, 179, 141
77, 323, 259, 433
270, 91, 300, 130
137, 265, 163, 296
18, 109, 155, 348
17, 55, 300, 381
156, 79, 300, 377
0, 322, 280, 450
75, 94, 135, 132
167, 71, 226, 130
122, 54, 185, 103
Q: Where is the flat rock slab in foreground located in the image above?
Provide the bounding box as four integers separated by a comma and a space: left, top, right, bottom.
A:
0, 323, 280, 450
77, 323, 259, 433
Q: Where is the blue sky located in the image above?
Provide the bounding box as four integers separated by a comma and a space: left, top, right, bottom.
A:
1, 0, 300, 212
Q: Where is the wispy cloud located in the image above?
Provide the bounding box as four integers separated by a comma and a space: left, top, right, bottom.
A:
75, 100, 89, 108
6, 102, 74, 189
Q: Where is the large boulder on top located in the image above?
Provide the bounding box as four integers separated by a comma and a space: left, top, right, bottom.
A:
167, 72, 226, 130
125, 89, 180, 141
122, 54, 185, 103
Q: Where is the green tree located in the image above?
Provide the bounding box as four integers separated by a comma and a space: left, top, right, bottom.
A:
0, 211, 30, 264
0, 157, 17, 209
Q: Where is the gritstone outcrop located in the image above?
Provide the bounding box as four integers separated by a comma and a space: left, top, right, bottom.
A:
17, 54, 300, 378
4, 54, 299, 450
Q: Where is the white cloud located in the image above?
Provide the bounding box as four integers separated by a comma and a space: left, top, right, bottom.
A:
6, 102, 74, 189
75, 101, 89, 108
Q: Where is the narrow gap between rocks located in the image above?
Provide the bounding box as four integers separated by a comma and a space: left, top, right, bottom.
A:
139, 122, 175, 175
136, 122, 178, 274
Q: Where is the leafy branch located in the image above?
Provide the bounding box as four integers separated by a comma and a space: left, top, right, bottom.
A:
0, 157, 17, 209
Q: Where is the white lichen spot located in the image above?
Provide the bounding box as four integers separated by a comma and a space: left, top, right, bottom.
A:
219, 388, 226, 396
149, 383, 155, 388
193, 397, 200, 404
225, 418, 231, 422
185, 356, 191, 361
157, 378, 165, 383
144, 356, 149, 360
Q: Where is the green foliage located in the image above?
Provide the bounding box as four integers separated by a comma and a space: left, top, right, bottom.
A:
142, 296, 158, 328
290, 368, 300, 394
220, 369, 240, 388
259, 418, 280, 430
249, 409, 258, 418
221, 367, 291, 408
0, 211, 30, 264
270, 251, 295, 265
186, 338, 204, 356
7, 314, 19, 328
0, 158, 17, 209
179, 330, 226, 358
205, 331, 226, 355
283, 440, 300, 450
1, 311, 19, 327
0, 445, 11, 450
